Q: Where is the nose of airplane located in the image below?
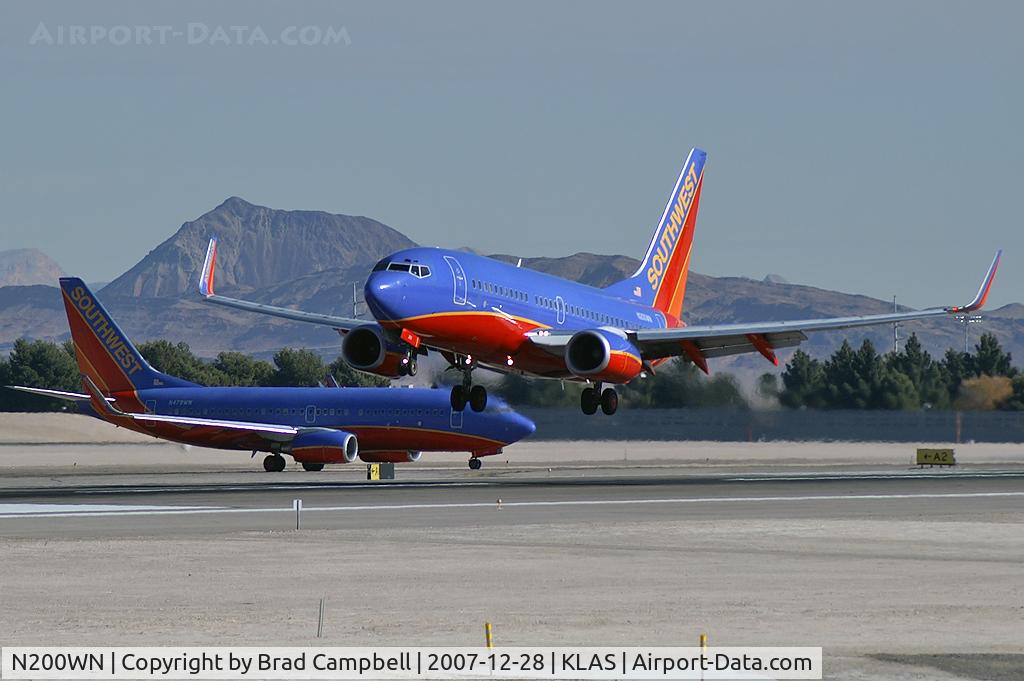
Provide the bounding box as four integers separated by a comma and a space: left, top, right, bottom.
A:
365, 271, 406, 321
503, 410, 536, 443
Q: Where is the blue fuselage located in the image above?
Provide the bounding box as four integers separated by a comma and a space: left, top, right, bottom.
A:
88, 386, 533, 455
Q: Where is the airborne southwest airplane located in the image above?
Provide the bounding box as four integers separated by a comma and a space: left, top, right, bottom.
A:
200, 147, 1002, 416
8, 279, 534, 471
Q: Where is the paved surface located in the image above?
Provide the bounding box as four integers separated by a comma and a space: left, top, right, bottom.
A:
0, 445, 1022, 680
1, 467, 1023, 538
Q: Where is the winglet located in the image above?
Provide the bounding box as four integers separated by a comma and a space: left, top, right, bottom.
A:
949, 249, 1002, 313
199, 237, 218, 297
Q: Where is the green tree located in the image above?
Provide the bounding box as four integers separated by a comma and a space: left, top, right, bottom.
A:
326, 357, 389, 388
494, 373, 581, 407
621, 359, 747, 409
0, 339, 80, 411
1001, 375, 1024, 411
138, 340, 221, 385
888, 334, 949, 409
779, 349, 825, 408
821, 340, 868, 408
756, 372, 780, 404
971, 333, 1016, 378
267, 348, 326, 387
874, 368, 920, 410
941, 348, 972, 400
212, 352, 274, 386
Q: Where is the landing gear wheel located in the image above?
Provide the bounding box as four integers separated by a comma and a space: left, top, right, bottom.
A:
469, 385, 488, 412
600, 388, 619, 415
301, 462, 325, 472
468, 457, 482, 470
580, 387, 599, 415
263, 454, 286, 472
450, 384, 468, 411
406, 360, 417, 377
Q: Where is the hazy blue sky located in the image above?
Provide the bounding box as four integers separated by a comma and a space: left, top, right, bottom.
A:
1, 1, 1020, 308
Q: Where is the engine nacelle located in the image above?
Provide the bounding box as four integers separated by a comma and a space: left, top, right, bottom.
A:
359, 450, 422, 463
341, 324, 406, 377
289, 430, 359, 464
565, 328, 643, 384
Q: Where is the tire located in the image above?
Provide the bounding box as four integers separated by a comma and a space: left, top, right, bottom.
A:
468, 458, 482, 470
263, 455, 277, 472
469, 385, 488, 412
301, 462, 325, 472
580, 387, 598, 415
407, 360, 417, 377
600, 388, 619, 415
450, 384, 467, 411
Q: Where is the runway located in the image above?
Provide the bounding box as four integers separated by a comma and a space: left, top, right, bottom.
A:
2, 448, 1022, 680
1, 468, 1022, 537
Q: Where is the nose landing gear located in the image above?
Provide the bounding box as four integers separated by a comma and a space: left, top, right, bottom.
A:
398, 347, 418, 376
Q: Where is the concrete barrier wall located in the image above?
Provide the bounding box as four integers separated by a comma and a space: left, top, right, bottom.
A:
520, 408, 1024, 443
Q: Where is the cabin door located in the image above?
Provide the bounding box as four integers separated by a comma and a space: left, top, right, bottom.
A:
443, 255, 468, 306
555, 295, 566, 325
304, 405, 317, 424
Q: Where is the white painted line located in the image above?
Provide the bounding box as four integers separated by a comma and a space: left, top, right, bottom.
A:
0, 491, 1022, 519
59, 471, 1024, 497
0, 503, 218, 516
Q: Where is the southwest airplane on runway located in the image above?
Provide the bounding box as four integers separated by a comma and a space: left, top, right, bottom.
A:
199, 147, 1001, 416
9, 279, 534, 471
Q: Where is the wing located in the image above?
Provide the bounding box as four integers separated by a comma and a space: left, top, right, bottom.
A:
197, 237, 366, 332
529, 250, 1002, 370
81, 376, 309, 443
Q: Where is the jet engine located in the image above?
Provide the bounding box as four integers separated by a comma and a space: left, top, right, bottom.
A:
289, 430, 359, 464
565, 328, 643, 384
340, 324, 406, 377
359, 450, 422, 463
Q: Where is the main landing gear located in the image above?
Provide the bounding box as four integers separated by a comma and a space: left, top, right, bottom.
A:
301, 462, 325, 472
263, 453, 287, 472
468, 457, 482, 470
449, 355, 487, 412
581, 384, 618, 416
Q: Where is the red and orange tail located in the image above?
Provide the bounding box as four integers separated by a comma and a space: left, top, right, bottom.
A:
604, 147, 706, 323
59, 277, 194, 395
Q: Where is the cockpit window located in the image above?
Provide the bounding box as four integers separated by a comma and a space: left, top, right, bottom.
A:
379, 261, 431, 278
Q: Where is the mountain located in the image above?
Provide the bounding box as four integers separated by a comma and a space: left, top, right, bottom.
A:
0, 249, 65, 287
1, 197, 1021, 374
103, 197, 415, 298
